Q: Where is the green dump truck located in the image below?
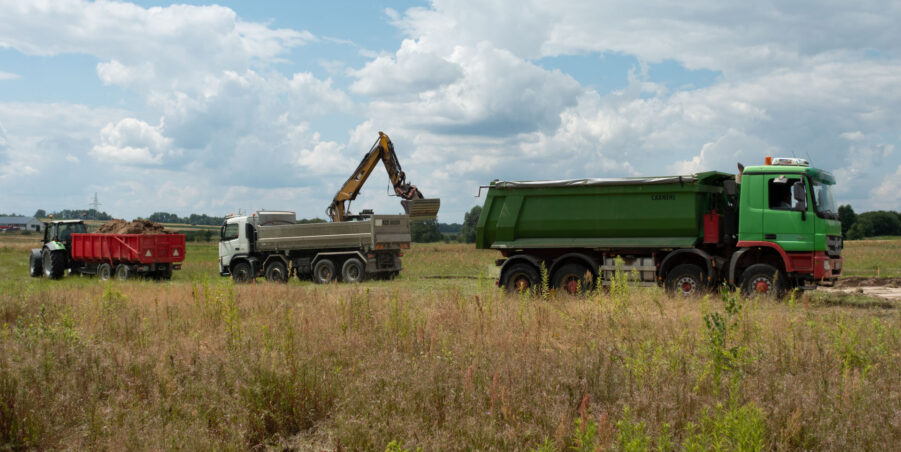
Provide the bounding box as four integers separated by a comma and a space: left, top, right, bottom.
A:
476, 157, 842, 296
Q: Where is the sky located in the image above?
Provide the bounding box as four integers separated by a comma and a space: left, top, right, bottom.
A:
1, 0, 900, 222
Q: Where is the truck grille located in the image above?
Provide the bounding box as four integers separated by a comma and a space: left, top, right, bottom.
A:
826, 235, 842, 257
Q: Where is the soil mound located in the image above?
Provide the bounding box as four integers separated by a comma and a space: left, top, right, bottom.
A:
835, 277, 901, 288
97, 219, 169, 235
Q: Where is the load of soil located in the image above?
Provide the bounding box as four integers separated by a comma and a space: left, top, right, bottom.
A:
97, 219, 170, 235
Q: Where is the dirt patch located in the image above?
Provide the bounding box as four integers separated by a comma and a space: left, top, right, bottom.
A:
97, 219, 170, 235
834, 277, 901, 288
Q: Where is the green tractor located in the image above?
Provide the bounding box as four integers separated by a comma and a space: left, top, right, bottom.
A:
29, 220, 87, 279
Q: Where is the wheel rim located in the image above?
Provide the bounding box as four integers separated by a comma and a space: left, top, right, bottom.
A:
234, 267, 249, 282
99, 265, 110, 280
676, 276, 697, 295
318, 266, 332, 282
512, 274, 531, 291
753, 277, 771, 294
563, 276, 580, 294
116, 266, 128, 280
268, 266, 284, 281
347, 264, 360, 281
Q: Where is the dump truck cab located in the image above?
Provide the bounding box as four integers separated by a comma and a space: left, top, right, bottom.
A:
731, 159, 842, 289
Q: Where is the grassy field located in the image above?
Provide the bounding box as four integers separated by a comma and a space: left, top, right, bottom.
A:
840, 239, 901, 277
1, 236, 899, 450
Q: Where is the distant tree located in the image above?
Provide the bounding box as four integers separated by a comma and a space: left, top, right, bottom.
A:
459, 205, 482, 243
837, 205, 856, 238
848, 211, 901, 239
847, 222, 866, 240
411, 219, 442, 243
33, 209, 47, 219
438, 223, 462, 233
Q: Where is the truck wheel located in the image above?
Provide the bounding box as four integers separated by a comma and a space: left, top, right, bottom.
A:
741, 264, 784, 298
665, 264, 707, 296
502, 263, 540, 293
42, 249, 65, 279
341, 258, 366, 283
231, 262, 252, 284
265, 261, 288, 283
114, 264, 130, 281
157, 266, 173, 281
313, 259, 336, 284
97, 263, 112, 281
552, 264, 593, 294
29, 253, 43, 277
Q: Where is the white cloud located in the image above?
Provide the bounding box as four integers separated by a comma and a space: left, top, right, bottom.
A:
872, 165, 901, 209
0, 70, 19, 80
91, 118, 173, 165
350, 39, 462, 97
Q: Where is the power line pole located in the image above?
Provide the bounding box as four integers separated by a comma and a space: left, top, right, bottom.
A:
90, 192, 102, 220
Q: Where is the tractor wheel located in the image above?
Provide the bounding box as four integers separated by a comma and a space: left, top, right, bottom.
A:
741, 264, 785, 298
313, 259, 336, 284
97, 263, 112, 281
552, 263, 593, 295
341, 258, 366, 283
665, 264, 707, 297
29, 253, 43, 277
42, 249, 65, 279
264, 261, 288, 283
231, 262, 253, 284
114, 264, 131, 281
501, 263, 541, 293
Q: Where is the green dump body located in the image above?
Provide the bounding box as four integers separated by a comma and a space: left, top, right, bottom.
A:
476, 172, 733, 250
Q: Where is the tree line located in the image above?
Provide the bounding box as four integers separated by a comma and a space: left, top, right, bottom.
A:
838, 205, 901, 239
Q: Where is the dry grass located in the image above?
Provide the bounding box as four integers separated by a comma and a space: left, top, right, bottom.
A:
0, 239, 899, 450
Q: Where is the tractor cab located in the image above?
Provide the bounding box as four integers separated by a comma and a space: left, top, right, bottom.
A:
43, 220, 87, 246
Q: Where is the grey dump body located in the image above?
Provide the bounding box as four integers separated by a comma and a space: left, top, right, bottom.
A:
218, 210, 411, 283
255, 215, 411, 252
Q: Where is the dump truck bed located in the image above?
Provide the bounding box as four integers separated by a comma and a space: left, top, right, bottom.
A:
255, 215, 411, 252
70, 233, 186, 264
476, 172, 732, 250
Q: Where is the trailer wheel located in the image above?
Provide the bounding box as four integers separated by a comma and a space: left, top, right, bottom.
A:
29, 253, 43, 277
114, 264, 130, 281
502, 263, 541, 293
265, 261, 288, 283
665, 264, 707, 296
42, 249, 65, 279
97, 263, 112, 281
741, 264, 784, 298
341, 258, 366, 283
156, 266, 173, 281
313, 259, 336, 284
231, 262, 252, 284
552, 263, 593, 294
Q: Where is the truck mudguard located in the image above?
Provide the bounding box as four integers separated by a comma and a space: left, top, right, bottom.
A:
728, 242, 792, 284
311, 251, 368, 267
499, 254, 543, 278
658, 249, 714, 281
548, 252, 599, 278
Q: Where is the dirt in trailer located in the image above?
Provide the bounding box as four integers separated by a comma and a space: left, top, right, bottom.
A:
96, 219, 170, 234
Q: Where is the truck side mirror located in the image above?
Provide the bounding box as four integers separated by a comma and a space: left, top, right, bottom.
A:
792, 181, 807, 219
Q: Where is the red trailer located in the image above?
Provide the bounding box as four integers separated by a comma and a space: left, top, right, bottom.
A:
69, 232, 186, 280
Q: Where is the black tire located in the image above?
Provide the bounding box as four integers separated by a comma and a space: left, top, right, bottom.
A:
740, 264, 785, 298
97, 263, 112, 281
501, 262, 541, 293
552, 263, 593, 294
42, 249, 65, 279
313, 259, 337, 284
29, 253, 43, 277
264, 261, 288, 283
341, 258, 366, 283
114, 264, 130, 281
665, 264, 707, 296
157, 266, 173, 281
231, 262, 253, 284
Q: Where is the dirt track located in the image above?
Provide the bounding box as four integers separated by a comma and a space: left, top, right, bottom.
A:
824, 277, 901, 300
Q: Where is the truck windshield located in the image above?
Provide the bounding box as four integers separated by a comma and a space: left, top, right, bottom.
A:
221, 223, 239, 241
812, 180, 838, 219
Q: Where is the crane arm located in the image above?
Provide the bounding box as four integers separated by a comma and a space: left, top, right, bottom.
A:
328, 132, 431, 222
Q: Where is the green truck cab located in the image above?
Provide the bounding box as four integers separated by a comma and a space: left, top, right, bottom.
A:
476, 157, 842, 296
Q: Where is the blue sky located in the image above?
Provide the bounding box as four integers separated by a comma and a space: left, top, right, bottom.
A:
1, 0, 900, 222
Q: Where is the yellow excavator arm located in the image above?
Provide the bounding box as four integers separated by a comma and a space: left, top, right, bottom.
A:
327, 132, 440, 222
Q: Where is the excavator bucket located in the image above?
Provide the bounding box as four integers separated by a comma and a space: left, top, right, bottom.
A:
402, 198, 441, 220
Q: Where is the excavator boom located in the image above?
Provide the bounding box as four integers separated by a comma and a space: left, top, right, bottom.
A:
328, 132, 440, 222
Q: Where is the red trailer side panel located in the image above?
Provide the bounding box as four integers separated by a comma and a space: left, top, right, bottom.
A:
70, 233, 186, 264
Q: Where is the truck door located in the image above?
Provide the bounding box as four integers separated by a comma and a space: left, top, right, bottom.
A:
218, 221, 241, 269
761, 174, 815, 254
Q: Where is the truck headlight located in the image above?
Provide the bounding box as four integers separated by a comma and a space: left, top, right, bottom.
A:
823, 259, 831, 271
